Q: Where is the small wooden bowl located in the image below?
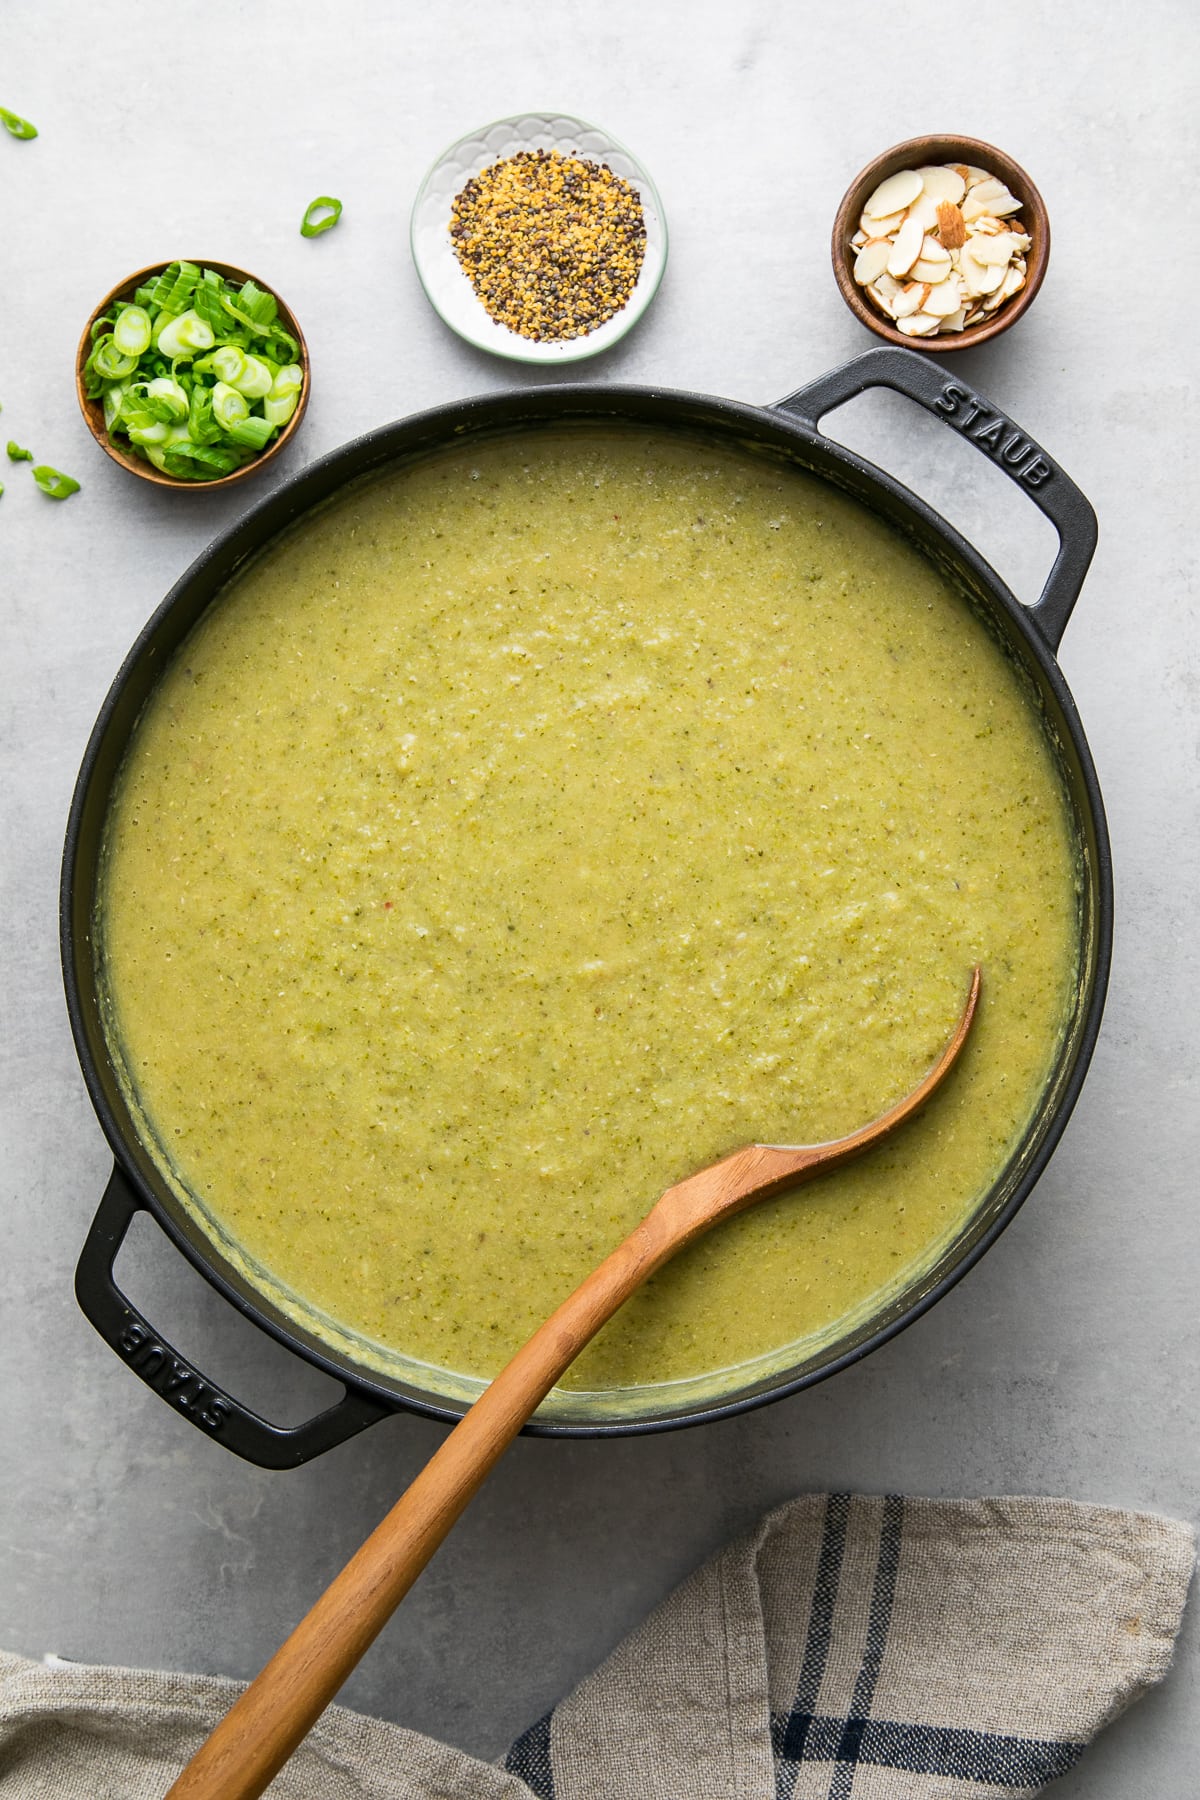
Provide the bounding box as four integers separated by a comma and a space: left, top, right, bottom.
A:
76, 259, 310, 490
831, 135, 1049, 353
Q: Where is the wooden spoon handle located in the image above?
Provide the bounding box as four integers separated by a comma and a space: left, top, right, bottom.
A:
165, 1211, 679, 1800
168, 966, 979, 1798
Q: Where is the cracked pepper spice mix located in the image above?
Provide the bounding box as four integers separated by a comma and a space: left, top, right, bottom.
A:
449, 148, 647, 342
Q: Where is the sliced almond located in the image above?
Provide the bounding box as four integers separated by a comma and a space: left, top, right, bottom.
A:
919, 233, 950, 262
853, 239, 892, 285
957, 253, 990, 299
974, 256, 1006, 294
887, 214, 924, 277
962, 165, 991, 188
859, 207, 906, 238
998, 264, 1026, 300
864, 167, 924, 218
871, 271, 903, 300
968, 177, 1009, 204
935, 201, 967, 249
912, 256, 953, 282
867, 283, 898, 317
940, 306, 968, 332
969, 214, 1005, 236
916, 164, 966, 206
964, 186, 1022, 223
922, 274, 964, 317
904, 190, 940, 233
890, 281, 928, 318
967, 230, 1016, 266
896, 310, 941, 336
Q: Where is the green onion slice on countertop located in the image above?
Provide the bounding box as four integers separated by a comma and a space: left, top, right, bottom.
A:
301, 196, 342, 237
6, 441, 32, 461
0, 108, 37, 140
32, 465, 80, 498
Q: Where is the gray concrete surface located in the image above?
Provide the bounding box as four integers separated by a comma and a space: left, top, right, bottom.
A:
2, 2, 1197, 1791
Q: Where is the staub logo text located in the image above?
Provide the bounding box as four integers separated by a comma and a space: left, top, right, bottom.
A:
934, 384, 1052, 488
118, 1321, 230, 1433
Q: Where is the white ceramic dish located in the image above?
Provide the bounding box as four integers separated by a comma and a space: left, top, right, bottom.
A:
410, 112, 668, 363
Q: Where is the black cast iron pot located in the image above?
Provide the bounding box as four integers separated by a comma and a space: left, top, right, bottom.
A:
62, 347, 1113, 1467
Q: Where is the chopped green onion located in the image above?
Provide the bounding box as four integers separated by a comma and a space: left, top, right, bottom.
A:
6, 441, 32, 461
103, 385, 126, 432
263, 363, 303, 427
0, 483, 4, 499
156, 310, 215, 358
211, 380, 249, 432
208, 344, 247, 386
218, 292, 270, 335
0, 107, 37, 141
264, 327, 299, 363
146, 261, 201, 313
300, 196, 342, 238
144, 376, 189, 421
144, 424, 194, 474
160, 439, 245, 480
224, 414, 276, 451
92, 260, 301, 481
232, 354, 273, 399
192, 270, 230, 333
188, 384, 221, 445
92, 336, 140, 381
32, 465, 80, 498
128, 417, 171, 447
113, 305, 152, 357
151, 310, 179, 350
236, 279, 278, 327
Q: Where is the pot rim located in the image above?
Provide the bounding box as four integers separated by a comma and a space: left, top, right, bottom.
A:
61, 367, 1113, 1446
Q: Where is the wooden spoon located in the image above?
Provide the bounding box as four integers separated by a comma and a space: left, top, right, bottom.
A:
168, 965, 980, 1800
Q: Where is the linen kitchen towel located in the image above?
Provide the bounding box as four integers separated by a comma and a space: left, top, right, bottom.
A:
0, 1495, 1192, 1799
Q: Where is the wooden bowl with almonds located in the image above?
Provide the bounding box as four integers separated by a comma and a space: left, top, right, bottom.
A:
831, 135, 1050, 352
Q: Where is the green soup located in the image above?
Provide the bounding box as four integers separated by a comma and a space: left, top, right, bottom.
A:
98, 426, 1079, 1405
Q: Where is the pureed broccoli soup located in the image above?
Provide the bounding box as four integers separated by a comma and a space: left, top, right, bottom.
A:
97, 426, 1079, 1406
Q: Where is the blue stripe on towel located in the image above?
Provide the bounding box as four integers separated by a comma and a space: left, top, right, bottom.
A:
504, 1708, 555, 1798
827, 1492, 904, 1798
773, 1713, 1084, 1788
774, 1492, 851, 1795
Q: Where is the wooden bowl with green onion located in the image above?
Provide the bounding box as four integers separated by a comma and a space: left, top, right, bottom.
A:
76, 259, 310, 490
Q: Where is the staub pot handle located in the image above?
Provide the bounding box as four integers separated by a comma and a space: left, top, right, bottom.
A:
75, 1167, 391, 1467
774, 346, 1098, 651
